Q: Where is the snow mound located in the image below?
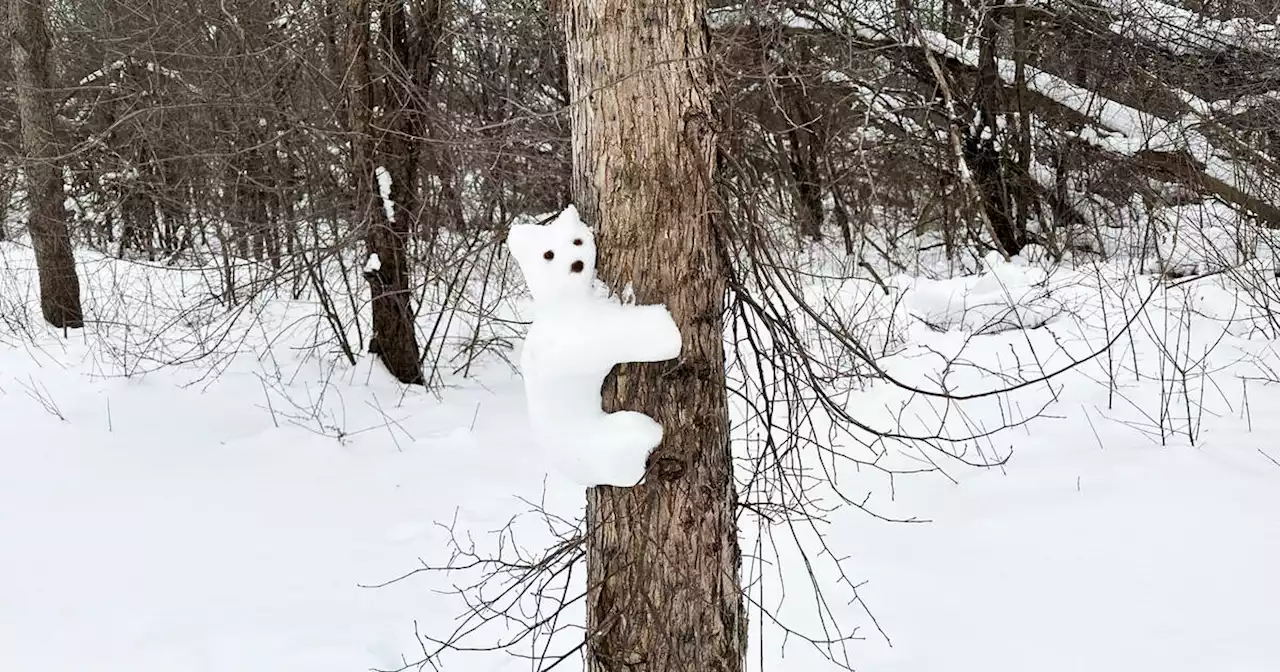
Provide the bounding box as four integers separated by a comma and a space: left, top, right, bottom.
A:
904, 252, 1066, 334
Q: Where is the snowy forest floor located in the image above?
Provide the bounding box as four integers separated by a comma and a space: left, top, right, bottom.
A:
4, 220, 1280, 671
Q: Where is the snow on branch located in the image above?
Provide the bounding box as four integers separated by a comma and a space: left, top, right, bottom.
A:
1085, 0, 1280, 56
912, 28, 1280, 223
76, 57, 204, 95
731, 2, 1280, 223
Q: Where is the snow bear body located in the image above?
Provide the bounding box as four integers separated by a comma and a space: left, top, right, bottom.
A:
507, 206, 681, 487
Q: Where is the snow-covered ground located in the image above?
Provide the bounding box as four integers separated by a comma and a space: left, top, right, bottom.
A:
3, 226, 1280, 671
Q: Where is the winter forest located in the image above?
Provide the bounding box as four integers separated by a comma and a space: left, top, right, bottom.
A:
4, 0, 1280, 670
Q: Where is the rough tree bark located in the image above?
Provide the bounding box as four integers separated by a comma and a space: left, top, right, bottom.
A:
9, 0, 85, 328
563, 1, 745, 671
347, 0, 424, 385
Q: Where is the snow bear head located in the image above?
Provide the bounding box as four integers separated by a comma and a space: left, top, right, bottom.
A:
507, 205, 598, 304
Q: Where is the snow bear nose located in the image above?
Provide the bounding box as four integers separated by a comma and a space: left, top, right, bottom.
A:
570, 260, 585, 273
543, 250, 555, 261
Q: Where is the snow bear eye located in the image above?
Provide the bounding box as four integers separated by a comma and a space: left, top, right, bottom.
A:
573, 238, 583, 246
570, 260, 584, 273
543, 250, 555, 261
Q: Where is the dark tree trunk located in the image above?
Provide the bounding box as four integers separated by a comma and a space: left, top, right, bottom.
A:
9, 0, 85, 328
783, 103, 825, 241
0, 173, 11, 241
374, 0, 444, 243
967, 0, 1025, 256
564, 1, 745, 671
348, 0, 424, 385
779, 41, 825, 242
832, 184, 856, 256
1012, 1, 1035, 241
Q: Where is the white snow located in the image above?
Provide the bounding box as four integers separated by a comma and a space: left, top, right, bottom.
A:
1093, 0, 1280, 55
76, 57, 203, 94
506, 206, 681, 486
270, 8, 294, 29
0, 242, 553, 672
363, 252, 381, 274
4, 211, 1280, 671
374, 165, 395, 223
905, 251, 1068, 334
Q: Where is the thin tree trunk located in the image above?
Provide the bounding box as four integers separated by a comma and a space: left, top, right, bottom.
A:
968, 0, 1023, 256
0, 172, 11, 241
1013, 2, 1034, 244
831, 183, 856, 256
375, 0, 440, 246
779, 41, 825, 241
9, 0, 84, 328
348, 0, 424, 385
564, 2, 745, 671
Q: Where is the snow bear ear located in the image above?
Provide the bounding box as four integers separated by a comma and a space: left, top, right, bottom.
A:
558, 204, 582, 225
553, 204, 595, 235
505, 223, 540, 267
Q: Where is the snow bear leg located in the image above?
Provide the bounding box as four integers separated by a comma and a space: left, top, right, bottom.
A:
540, 411, 662, 487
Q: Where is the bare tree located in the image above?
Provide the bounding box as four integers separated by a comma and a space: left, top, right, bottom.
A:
0, 171, 11, 241
8, 0, 84, 328
347, 0, 424, 385
564, 1, 746, 670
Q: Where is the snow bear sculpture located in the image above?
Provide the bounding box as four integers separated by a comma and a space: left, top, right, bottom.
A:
506, 206, 682, 487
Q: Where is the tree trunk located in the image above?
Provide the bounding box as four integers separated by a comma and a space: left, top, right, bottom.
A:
564, 2, 745, 671
0, 172, 11, 241
1012, 2, 1035, 244
348, 0, 424, 385
779, 40, 825, 242
781, 92, 825, 241
374, 0, 444, 246
967, 0, 1024, 257
9, 0, 85, 328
